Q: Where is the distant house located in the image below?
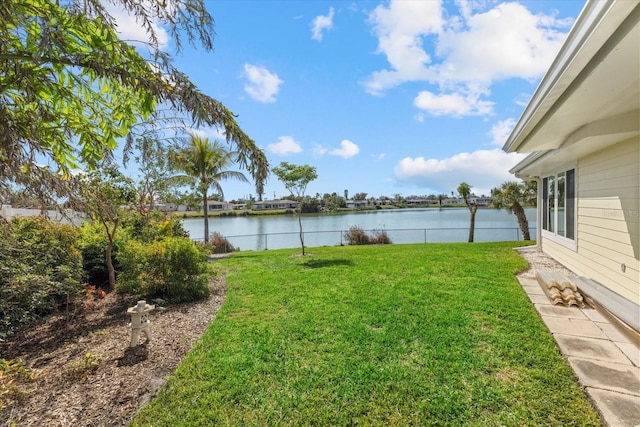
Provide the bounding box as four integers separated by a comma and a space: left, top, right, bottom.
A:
346, 200, 368, 209
503, 0, 639, 332
441, 197, 463, 205
199, 201, 234, 211
155, 203, 187, 212
0, 205, 85, 225
252, 199, 299, 210
406, 198, 430, 206
469, 196, 492, 207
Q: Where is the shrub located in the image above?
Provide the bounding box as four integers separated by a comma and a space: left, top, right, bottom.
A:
209, 232, 236, 254
77, 221, 115, 289
117, 237, 210, 303
344, 226, 392, 246
344, 226, 370, 245
371, 229, 392, 244
0, 217, 83, 336
123, 211, 189, 242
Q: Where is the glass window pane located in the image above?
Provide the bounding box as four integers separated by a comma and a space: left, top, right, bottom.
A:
566, 169, 575, 240
548, 175, 555, 233
557, 172, 565, 236
542, 177, 549, 231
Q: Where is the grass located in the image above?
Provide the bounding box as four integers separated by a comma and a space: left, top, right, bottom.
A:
132, 242, 602, 426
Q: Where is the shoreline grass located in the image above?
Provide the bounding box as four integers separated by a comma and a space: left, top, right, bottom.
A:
133, 242, 602, 426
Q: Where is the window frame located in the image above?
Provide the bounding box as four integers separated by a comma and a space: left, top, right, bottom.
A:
541, 166, 577, 250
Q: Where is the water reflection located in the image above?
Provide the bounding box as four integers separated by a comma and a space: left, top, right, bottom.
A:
183, 208, 537, 251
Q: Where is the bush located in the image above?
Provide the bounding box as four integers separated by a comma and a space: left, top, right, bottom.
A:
122, 211, 188, 243
117, 237, 211, 303
0, 217, 84, 336
371, 229, 392, 244
344, 226, 370, 245
209, 232, 235, 254
78, 221, 117, 289
344, 226, 392, 246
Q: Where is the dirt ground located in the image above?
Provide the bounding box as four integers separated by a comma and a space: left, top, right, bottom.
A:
0, 273, 227, 427
0, 246, 564, 427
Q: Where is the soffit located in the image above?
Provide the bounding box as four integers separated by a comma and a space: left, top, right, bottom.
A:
504, 1, 640, 154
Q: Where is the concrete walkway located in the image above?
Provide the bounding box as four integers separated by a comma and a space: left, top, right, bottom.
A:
517, 275, 640, 427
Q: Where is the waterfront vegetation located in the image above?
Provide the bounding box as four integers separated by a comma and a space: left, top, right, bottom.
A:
0, 213, 212, 337
133, 242, 602, 426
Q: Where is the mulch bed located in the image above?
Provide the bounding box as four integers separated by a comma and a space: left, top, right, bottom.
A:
0, 275, 226, 427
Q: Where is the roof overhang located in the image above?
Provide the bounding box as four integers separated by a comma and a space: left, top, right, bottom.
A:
504, 0, 640, 176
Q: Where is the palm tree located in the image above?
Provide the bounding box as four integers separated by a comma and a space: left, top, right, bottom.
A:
170, 134, 249, 243
458, 182, 478, 243
490, 180, 537, 241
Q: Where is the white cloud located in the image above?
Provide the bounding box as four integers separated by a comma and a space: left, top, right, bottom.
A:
488, 118, 516, 147
393, 148, 527, 195
330, 139, 360, 158
435, 3, 569, 85
267, 136, 302, 155
363, 0, 572, 118
311, 7, 335, 41
184, 126, 226, 140
414, 90, 493, 117
312, 143, 328, 156
363, 0, 443, 95
104, 2, 169, 50
371, 153, 386, 161
243, 64, 283, 103
313, 140, 360, 158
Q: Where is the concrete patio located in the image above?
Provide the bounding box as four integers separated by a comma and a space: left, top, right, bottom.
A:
518, 275, 640, 427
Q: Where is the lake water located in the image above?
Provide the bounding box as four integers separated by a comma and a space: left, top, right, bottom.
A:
181, 207, 537, 251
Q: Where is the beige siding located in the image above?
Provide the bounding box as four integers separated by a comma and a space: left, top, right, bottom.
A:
543, 137, 639, 304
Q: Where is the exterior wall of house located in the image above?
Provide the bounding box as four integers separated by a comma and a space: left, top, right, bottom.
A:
542, 137, 639, 306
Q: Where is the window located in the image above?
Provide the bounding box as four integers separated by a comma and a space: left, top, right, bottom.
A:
542, 169, 575, 241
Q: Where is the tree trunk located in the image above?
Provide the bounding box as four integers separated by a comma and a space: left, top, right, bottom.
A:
512, 201, 531, 240
468, 205, 477, 243
103, 220, 118, 292
203, 191, 209, 243
298, 208, 305, 256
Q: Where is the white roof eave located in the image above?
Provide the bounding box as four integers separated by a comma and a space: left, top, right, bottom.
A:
503, 0, 640, 154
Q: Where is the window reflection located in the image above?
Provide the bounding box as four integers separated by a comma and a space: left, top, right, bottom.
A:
558, 172, 565, 236
548, 175, 555, 233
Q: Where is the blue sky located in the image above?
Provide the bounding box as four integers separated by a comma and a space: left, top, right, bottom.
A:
114, 0, 585, 201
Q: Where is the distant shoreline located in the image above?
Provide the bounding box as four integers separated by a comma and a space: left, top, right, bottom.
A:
171, 204, 527, 219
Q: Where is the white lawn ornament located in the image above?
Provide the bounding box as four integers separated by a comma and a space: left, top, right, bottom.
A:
127, 300, 154, 347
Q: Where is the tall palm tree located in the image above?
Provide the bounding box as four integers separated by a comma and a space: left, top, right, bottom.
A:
490, 180, 537, 241
170, 134, 249, 243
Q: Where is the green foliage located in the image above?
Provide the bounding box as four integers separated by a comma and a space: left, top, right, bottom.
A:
0, 358, 38, 410
79, 212, 208, 303
458, 182, 478, 242
1, 0, 268, 211
122, 211, 188, 243
63, 352, 102, 381
490, 180, 536, 241
344, 226, 392, 245
132, 243, 601, 426
77, 221, 116, 288
169, 135, 249, 243
117, 237, 210, 303
0, 217, 83, 336
0, 0, 156, 178
271, 162, 318, 197
490, 180, 537, 211
272, 162, 318, 255
300, 198, 320, 213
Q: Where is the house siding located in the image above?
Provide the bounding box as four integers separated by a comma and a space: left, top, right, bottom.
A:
542, 137, 639, 304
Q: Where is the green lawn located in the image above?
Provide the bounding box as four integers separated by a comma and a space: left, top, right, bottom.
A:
132, 242, 602, 426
